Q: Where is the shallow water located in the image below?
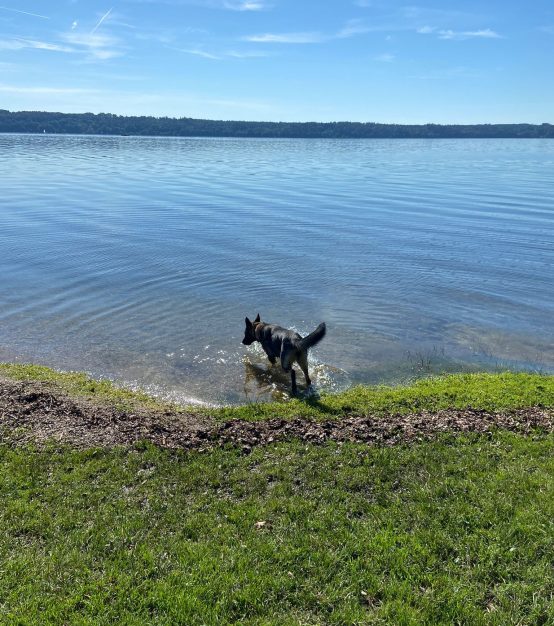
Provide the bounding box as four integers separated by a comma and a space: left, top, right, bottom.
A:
1, 134, 553, 404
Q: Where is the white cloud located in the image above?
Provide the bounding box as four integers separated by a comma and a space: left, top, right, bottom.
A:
0, 83, 98, 95
244, 20, 373, 44
438, 28, 501, 40
24, 39, 73, 52
410, 66, 481, 80
243, 31, 324, 44
0, 38, 73, 52
225, 49, 270, 58
178, 47, 221, 59
61, 31, 123, 60
418, 26, 502, 40
0, 39, 27, 50
401, 6, 470, 23
175, 46, 270, 59
374, 52, 394, 62
223, 0, 267, 10
120, 0, 271, 9
336, 19, 371, 39
0, 15, 123, 61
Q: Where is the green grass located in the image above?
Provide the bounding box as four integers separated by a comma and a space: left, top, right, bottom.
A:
2, 363, 554, 421
216, 372, 554, 421
2, 365, 554, 623
0, 363, 179, 413
1, 435, 554, 625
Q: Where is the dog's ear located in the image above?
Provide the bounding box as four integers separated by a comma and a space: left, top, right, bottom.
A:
254, 313, 261, 323
245, 317, 252, 326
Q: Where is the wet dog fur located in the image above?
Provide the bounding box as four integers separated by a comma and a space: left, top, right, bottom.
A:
242, 314, 326, 394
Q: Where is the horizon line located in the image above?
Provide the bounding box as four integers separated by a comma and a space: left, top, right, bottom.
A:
1, 109, 552, 127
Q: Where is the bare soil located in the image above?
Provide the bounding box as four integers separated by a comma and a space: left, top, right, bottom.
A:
1, 376, 553, 451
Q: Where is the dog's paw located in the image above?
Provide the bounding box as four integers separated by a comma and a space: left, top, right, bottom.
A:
303, 385, 318, 399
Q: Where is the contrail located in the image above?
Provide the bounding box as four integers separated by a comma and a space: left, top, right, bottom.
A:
0, 5, 50, 19
91, 7, 113, 34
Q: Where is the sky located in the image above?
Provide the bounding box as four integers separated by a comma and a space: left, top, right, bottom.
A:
0, 0, 552, 123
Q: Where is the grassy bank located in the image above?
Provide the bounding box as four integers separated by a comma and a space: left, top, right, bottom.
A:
1, 363, 554, 421
1, 365, 554, 624
1, 435, 554, 624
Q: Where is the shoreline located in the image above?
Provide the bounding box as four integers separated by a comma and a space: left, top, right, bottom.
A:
2, 363, 553, 451
2, 110, 553, 138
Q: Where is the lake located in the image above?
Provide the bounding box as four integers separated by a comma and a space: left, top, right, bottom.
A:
1, 134, 553, 405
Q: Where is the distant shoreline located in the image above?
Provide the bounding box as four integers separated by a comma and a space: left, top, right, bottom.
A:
1, 109, 553, 139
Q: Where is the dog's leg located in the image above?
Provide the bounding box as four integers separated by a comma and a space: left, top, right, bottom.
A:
262, 343, 277, 365
280, 346, 297, 395
261, 342, 277, 365
290, 369, 297, 395
298, 353, 311, 387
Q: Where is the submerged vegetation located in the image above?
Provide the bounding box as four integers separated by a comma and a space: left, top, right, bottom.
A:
1, 109, 554, 138
1, 364, 554, 623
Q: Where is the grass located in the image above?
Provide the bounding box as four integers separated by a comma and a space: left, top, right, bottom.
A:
2, 363, 554, 420
1, 435, 554, 625
0, 363, 179, 413
216, 371, 554, 421
2, 364, 554, 623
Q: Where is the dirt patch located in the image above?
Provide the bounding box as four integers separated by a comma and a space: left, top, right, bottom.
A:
1, 376, 553, 451
0, 377, 214, 450
216, 408, 554, 452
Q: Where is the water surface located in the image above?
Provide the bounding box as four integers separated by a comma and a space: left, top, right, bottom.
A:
1, 135, 553, 404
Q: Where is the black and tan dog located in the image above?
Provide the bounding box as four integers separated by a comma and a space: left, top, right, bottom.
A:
242, 314, 326, 394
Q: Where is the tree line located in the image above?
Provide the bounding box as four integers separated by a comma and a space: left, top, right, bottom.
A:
1, 109, 553, 138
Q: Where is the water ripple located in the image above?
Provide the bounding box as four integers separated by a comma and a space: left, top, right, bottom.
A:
1, 135, 553, 403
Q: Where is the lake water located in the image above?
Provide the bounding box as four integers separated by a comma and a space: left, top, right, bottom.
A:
1, 134, 553, 405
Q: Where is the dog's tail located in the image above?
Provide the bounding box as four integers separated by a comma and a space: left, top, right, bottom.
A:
298, 322, 326, 352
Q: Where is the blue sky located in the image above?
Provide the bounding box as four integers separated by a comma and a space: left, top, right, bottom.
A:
0, 0, 552, 123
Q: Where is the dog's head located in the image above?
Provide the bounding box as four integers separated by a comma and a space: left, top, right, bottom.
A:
242, 313, 261, 345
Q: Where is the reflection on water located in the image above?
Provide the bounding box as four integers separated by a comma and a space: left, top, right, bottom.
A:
241, 341, 352, 403
0, 135, 553, 404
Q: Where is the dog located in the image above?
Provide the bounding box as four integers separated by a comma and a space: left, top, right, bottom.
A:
242, 313, 326, 395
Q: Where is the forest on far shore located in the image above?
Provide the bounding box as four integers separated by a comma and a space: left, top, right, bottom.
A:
1, 109, 553, 138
